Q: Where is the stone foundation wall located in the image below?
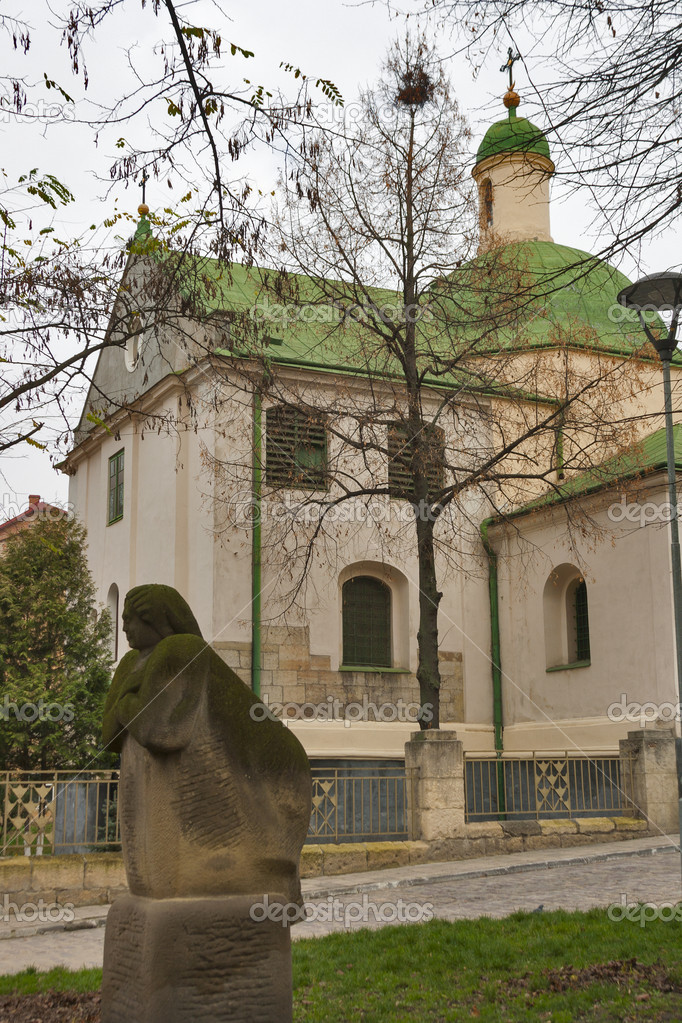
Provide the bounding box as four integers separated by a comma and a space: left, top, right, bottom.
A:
214, 627, 464, 722
0, 818, 653, 908
0, 852, 127, 909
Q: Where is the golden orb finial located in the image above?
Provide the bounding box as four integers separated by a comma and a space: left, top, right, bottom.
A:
503, 89, 520, 110
138, 203, 150, 218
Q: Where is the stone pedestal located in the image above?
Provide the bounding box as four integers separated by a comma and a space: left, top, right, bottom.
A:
404, 729, 465, 840
102, 893, 293, 1023
619, 728, 678, 834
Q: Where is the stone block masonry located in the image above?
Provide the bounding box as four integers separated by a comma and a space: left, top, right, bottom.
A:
214, 627, 464, 722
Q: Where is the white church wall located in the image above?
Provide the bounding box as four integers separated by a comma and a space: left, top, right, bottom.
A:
202, 368, 488, 752
68, 378, 219, 648
490, 476, 677, 749
474, 151, 553, 248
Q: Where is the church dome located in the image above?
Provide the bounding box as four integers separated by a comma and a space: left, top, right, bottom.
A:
476, 110, 551, 166
506, 239, 632, 350
451, 239, 660, 358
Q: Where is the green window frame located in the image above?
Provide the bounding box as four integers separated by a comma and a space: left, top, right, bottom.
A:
574, 579, 591, 662
266, 405, 327, 490
342, 576, 392, 668
108, 449, 125, 524
387, 422, 445, 500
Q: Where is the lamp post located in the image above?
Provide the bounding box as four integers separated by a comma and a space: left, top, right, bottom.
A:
618, 273, 682, 880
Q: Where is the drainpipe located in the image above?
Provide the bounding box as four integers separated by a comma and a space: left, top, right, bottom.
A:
480, 517, 505, 816
251, 391, 262, 696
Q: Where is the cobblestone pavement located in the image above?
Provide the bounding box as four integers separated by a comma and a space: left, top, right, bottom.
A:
0, 838, 679, 975
298, 845, 681, 937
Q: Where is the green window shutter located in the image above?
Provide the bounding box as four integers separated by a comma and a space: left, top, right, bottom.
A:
266, 406, 327, 490
387, 423, 445, 500
574, 580, 590, 661
387, 424, 413, 499
342, 576, 391, 668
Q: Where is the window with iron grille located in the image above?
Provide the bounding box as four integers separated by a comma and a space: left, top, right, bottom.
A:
108, 450, 124, 524
265, 406, 328, 490
574, 580, 590, 661
387, 422, 445, 500
342, 576, 391, 668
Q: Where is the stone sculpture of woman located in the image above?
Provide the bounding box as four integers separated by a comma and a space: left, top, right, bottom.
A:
102, 583, 311, 905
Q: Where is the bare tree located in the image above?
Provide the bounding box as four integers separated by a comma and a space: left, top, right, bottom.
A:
0, 1, 341, 465
60, 0, 341, 255
206, 35, 649, 727
422, 0, 682, 259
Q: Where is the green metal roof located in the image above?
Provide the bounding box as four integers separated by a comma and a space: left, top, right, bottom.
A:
131, 225, 675, 389
476, 109, 551, 165
205, 264, 549, 404
131, 215, 153, 246
191, 242, 653, 361
495, 423, 682, 522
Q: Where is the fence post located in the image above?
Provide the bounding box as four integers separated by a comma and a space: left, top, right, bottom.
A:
619, 727, 678, 834
404, 730, 465, 841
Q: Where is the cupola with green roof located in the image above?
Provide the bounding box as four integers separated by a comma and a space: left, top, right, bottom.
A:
472, 84, 555, 252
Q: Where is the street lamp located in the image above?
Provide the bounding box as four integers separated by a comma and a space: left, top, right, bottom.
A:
618, 272, 682, 878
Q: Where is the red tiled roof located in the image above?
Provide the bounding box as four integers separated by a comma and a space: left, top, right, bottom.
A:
0, 498, 67, 535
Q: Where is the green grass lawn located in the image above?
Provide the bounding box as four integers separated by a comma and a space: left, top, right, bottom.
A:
2, 909, 682, 1021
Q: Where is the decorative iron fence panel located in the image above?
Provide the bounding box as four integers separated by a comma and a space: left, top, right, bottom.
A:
465, 752, 635, 822
1, 763, 409, 853
308, 762, 408, 844
6, 755, 631, 849
1, 771, 120, 855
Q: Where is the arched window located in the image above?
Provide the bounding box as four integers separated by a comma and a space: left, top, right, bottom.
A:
483, 179, 494, 228
543, 565, 591, 669
107, 583, 119, 660
342, 576, 392, 668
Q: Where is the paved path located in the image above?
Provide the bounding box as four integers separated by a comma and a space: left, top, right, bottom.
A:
0, 835, 679, 975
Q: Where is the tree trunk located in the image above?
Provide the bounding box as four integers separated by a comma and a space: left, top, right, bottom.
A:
415, 514, 442, 728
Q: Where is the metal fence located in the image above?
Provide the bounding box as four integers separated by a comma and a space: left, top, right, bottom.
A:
308, 764, 409, 844
1, 771, 120, 856
1, 764, 411, 854
2, 754, 635, 854
465, 752, 635, 822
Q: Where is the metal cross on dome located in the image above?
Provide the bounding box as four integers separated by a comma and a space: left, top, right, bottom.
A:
500, 47, 521, 90
139, 170, 149, 206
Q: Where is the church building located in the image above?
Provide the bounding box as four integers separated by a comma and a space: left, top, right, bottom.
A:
65, 83, 682, 772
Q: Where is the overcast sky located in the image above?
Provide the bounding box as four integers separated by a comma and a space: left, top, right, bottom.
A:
2, 0, 677, 515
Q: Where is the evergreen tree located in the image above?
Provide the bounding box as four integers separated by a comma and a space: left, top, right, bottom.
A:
0, 515, 113, 770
